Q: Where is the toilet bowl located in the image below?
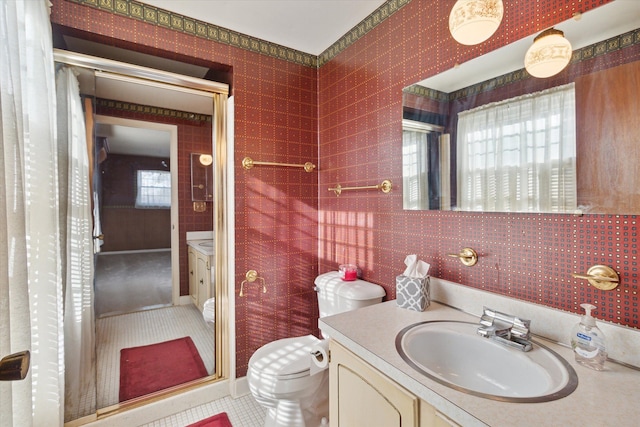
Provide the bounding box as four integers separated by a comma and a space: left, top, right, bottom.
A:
247, 272, 385, 427
248, 335, 328, 427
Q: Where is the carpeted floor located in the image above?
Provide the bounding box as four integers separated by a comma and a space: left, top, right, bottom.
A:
95, 250, 172, 317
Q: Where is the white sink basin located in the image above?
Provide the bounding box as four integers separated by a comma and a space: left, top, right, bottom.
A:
198, 241, 213, 247
396, 321, 578, 402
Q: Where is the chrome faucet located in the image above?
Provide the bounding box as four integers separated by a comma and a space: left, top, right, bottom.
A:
477, 307, 532, 352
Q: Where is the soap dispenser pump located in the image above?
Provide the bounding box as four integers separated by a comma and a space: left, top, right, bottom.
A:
570, 303, 607, 370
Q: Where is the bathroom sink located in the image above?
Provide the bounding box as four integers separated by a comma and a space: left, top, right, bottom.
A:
198, 241, 213, 247
396, 321, 578, 402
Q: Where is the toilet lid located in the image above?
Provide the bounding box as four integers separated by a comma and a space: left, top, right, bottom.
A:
249, 335, 321, 379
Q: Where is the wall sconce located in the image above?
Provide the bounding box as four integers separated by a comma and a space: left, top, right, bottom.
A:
449, 0, 504, 45
191, 153, 213, 211
524, 28, 572, 78
199, 154, 213, 166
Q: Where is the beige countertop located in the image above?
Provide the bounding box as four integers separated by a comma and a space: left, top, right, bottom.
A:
187, 239, 214, 256
319, 300, 640, 427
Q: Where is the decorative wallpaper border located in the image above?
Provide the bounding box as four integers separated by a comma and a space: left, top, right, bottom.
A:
404, 27, 640, 101
68, 0, 411, 68
96, 98, 212, 122
317, 0, 411, 66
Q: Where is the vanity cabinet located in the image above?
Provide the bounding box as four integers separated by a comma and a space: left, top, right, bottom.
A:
196, 251, 211, 311
329, 341, 459, 427
188, 247, 197, 306
187, 245, 212, 311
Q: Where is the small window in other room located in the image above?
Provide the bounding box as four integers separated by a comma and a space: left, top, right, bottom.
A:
135, 170, 171, 209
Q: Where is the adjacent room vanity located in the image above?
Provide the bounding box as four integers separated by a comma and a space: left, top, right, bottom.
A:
187, 237, 214, 311
321, 278, 640, 427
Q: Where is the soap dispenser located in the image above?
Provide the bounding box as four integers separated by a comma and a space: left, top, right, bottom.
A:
570, 303, 607, 370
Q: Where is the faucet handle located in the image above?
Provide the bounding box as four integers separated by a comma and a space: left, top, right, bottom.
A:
478, 307, 531, 339
510, 317, 531, 340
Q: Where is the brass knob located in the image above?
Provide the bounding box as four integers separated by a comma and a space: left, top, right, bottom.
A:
242, 157, 254, 170
245, 269, 258, 282
379, 179, 393, 193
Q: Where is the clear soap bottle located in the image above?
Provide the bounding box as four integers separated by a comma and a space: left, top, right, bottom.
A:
570, 303, 607, 370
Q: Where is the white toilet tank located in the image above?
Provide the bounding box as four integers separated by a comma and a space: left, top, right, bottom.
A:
314, 271, 386, 318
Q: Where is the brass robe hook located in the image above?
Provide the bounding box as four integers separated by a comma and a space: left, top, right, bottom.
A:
447, 247, 478, 266
572, 265, 619, 290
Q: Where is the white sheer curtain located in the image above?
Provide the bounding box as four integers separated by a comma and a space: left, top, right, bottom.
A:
457, 83, 577, 213
0, 1, 65, 426
56, 66, 95, 422
402, 126, 430, 210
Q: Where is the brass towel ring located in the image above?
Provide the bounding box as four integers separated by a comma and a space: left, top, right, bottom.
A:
239, 270, 267, 296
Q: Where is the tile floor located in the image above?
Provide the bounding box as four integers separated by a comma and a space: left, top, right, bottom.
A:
96, 305, 215, 409
140, 393, 266, 426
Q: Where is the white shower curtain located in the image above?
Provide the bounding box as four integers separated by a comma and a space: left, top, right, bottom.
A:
56, 66, 96, 422
0, 0, 65, 426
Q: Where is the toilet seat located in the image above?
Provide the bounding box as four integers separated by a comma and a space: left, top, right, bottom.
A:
248, 335, 321, 380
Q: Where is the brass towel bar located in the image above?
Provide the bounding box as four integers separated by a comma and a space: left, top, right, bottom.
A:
242, 156, 316, 172
328, 179, 393, 196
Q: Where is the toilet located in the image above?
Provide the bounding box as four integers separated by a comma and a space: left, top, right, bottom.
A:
247, 271, 386, 427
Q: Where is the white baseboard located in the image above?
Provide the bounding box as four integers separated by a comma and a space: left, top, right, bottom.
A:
78, 380, 231, 427
232, 376, 250, 398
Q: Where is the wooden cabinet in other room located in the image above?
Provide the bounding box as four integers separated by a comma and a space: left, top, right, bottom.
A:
188, 246, 212, 311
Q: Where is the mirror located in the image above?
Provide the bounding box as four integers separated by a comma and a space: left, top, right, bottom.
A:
191, 152, 214, 202
402, 1, 640, 214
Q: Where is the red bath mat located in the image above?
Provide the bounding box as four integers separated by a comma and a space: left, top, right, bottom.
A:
119, 336, 207, 402
187, 412, 233, 427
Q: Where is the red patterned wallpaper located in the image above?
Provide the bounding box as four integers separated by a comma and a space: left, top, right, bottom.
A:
318, 0, 638, 329
51, 0, 638, 380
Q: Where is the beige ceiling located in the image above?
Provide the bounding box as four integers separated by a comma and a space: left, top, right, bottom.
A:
137, 0, 387, 55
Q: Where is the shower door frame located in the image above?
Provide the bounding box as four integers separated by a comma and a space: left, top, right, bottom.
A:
54, 48, 231, 421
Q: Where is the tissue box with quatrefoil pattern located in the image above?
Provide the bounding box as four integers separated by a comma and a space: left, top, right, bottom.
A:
396, 275, 430, 312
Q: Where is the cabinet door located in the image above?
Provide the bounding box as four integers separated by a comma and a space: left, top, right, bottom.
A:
196, 253, 210, 311
420, 400, 461, 427
330, 341, 418, 427
188, 247, 197, 305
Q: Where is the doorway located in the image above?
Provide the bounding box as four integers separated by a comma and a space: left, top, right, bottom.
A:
93, 117, 179, 317
54, 49, 230, 422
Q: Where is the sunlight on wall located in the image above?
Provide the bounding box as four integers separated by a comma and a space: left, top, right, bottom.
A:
318, 210, 375, 272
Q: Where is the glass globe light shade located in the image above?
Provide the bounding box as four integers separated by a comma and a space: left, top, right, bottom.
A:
199, 154, 213, 166
524, 28, 573, 78
449, 0, 504, 45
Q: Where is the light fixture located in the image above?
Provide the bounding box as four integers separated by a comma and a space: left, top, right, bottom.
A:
449, 0, 504, 45
524, 28, 572, 78
199, 154, 213, 166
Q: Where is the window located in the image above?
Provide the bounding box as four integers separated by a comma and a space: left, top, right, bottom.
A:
402, 120, 447, 210
456, 83, 577, 213
135, 170, 171, 209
